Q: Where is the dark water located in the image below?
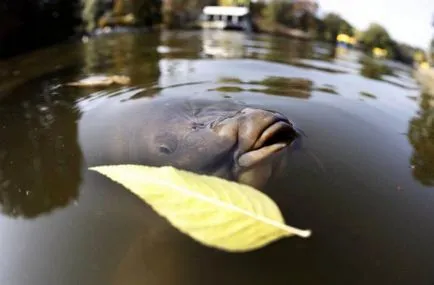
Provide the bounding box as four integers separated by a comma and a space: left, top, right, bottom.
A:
0, 30, 433, 285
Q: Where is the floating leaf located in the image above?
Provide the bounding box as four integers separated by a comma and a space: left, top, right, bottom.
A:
90, 165, 311, 252
65, 75, 130, 87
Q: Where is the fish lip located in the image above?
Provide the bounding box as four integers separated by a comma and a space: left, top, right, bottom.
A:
237, 117, 299, 168
253, 117, 298, 150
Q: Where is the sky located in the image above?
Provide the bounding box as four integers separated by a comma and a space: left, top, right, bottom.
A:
317, 0, 434, 49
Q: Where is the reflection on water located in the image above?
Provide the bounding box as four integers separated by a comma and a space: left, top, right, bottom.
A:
0, 29, 434, 285
358, 55, 419, 90
315, 84, 339, 95
408, 91, 434, 186
201, 30, 348, 74
0, 75, 83, 218
0, 42, 84, 97
359, 91, 377, 99
81, 31, 161, 85
359, 55, 395, 79
211, 76, 339, 97
0, 31, 163, 219
210, 76, 313, 98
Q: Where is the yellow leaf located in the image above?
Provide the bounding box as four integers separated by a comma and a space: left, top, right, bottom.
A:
89, 165, 311, 252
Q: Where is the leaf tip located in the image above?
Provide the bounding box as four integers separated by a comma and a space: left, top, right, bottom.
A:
88, 165, 117, 176
298, 229, 312, 238
281, 224, 312, 239
88, 165, 104, 172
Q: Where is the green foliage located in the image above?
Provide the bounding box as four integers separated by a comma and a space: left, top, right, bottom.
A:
81, 0, 162, 31
82, 0, 99, 32
260, 1, 280, 27
359, 23, 393, 55
231, 0, 250, 6
161, 0, 204, 28
319, 13, 354, 42
219, 0, 248, 6
276, 3, 296, 27
359, 56, 394, 80
339, 19, 354, 36
253, 0, 316, 32
388, 40, 416, 65
413, 49, 428, 63
322, 13, 341, 31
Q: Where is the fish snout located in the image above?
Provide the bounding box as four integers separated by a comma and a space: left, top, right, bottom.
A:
235, 108, 300, 188
237, 108, 298, 160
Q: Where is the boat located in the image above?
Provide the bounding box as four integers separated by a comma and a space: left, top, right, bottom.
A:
199, 6, 252, 31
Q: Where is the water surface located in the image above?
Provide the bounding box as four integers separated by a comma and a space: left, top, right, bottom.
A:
0, 30, 433, 285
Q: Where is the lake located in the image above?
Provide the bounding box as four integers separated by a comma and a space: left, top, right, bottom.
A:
0, 29, 433, 285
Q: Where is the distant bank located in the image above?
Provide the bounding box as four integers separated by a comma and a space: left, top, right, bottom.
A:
414, 67, 434, 97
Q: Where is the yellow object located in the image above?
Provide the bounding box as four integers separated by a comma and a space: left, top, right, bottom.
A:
337, 33, 349, 43
336, 34, 357, 46
419, 61, 429, 69
372, 47, 387, 58
348, 37, 357, 45
90, 164, 311, 252
414, 51, 425, 63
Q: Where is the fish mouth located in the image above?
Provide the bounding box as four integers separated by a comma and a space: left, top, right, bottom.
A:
238, 116, 299, 168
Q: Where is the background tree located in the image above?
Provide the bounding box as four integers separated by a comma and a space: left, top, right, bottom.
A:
339, 18, 354, 36
320, 13, 354, 42
323, 12, 339, 44
413, 48, 427, 64
276, 2, 296, 28
388, 40, 416, 65
319, 13, 342, 57
259, 0, 280, 28
358, 22, 394, 58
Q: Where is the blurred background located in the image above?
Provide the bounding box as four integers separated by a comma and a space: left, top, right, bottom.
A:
0, 0, 433, 66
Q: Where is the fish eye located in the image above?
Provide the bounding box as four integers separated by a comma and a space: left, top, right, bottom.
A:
154, 133, 178, 155
159, 145, 173, 154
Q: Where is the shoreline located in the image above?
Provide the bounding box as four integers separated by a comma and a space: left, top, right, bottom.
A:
251, 18, 312, 41
414, 67, 434, 97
